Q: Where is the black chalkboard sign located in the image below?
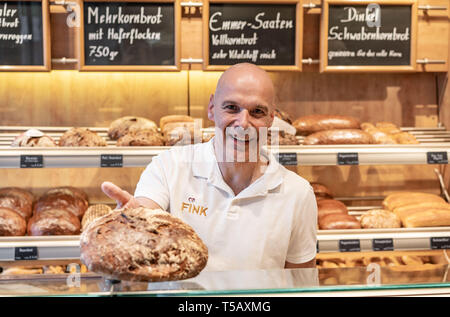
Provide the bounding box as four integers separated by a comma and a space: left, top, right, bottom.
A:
80, 0, 180, 70
0, 0, 50, 70
204, 1, 302, 70
321, 0, 417, 72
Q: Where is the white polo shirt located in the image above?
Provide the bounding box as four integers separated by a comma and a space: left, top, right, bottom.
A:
134, 139, 317, 272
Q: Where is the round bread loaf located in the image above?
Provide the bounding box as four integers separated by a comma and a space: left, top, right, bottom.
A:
59, 128, 107, 147
0, 207, 27, 236
45, 187, 89, 204
310, 183, 333, 200
0, 187, 34, 206
319, 213, 361, 230
108, 116, 158, 140
116, 129, 165, 146
27, 209, 81, 236
0, 195, 32, 221
317, 199, 348, 220
360, 209, 401, 229
80, 207, 208, 282
34, 192, 87, 220
81, 204, 112, 231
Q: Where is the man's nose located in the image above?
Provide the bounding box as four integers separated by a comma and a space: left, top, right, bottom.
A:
236, 109, 250, 129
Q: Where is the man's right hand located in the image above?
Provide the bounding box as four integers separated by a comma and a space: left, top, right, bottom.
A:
101, 181, 141, 210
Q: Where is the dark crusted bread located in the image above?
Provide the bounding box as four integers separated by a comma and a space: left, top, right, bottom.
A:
27, 209, 81, 236
45, 187, 89, 205
0, 195, 32, 221
0, 207, 27, 236
59, 128, 107, 147
0, 187, 34, 206
108, 116, 158, 140
116, 129, 165, 146
34, 191, 88, 220
80, 207, 208, 282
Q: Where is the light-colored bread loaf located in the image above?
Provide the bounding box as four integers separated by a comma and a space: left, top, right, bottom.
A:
159, 115, 195, 131
383, 192, 445, 210
402, 209, 450, 228
360, 209, 401, 228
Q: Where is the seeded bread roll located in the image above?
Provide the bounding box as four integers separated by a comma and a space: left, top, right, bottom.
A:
293, 115, 361, 136
319, 214, 361, 230
34, 191, 88, 220
0, 207, 27, 236
108, 116, 158, 140
27, 209, 81, 236
360, 209, 401, 229
80, 207, 208, 282
116, 129, 165, 146
59, 128, 107, 147
303, 129, 374, 145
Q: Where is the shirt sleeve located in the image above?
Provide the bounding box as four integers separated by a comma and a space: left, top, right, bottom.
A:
134, 154, 170, 211
286, 186, 318, 264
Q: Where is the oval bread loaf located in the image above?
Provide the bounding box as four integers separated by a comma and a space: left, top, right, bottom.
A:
303, 129, 374, 145
293, 115, 361, 136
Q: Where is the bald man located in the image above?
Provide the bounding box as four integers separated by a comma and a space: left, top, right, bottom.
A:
102, 63, 317, 271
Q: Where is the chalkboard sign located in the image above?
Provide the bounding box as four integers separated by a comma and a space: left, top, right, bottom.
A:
203, 0, 303, 71
320, 0, 418, 72
0, 0, 50, 71
79, 0, 180, 71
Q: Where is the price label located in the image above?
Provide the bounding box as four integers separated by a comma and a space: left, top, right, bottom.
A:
337, 153, 359, 165
430, 237, 450, 250
372, 238, 394, 251
339, 239, 360, 252
14, 247, 38, 260
20, 155, 43, 168
427, 152, 448, 164
100, 154, 123, 167
275, 153, 297, 166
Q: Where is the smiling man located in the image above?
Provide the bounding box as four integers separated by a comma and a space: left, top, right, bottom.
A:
102, 63, 317, 271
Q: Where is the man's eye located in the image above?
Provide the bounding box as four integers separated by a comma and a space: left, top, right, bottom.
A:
251, 108, 266, 116
224, 105, 238, 111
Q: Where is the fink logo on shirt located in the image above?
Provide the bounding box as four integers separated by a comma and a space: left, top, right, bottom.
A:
181, 197, 208, 216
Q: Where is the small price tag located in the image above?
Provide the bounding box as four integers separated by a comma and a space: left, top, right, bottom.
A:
337, 153, 359, 165
430, 237, 450, 250
427, 152, 448, 164
100, 154, 123, 167
372, 238, 394, 251
339, 239, 360, 252
14, 247, 38, 260
275, 152, 297, 166
20, 155, 43, 168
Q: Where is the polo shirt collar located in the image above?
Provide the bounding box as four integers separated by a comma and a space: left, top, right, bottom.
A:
192, 138, 284, 197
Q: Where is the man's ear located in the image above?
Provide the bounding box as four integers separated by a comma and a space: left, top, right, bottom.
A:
207, 94, 215, 122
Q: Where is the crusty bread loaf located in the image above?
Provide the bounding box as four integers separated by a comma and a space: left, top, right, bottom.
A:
116, 129, 165, 146
27, 209, 81, 236
402, 209, 450, 228
81, 204, 112, 231
303, 129, 374, 145
163, 122, 199, 146
317, 199, 348, 220
360, 209, 401, 229
45, 187, 89, 204
35, 191, 88, 220
0, 187, 34, 206
108, 116, 158, 140
383, 192, 445, 211
159, 115, 194, 132
393, 202, 450, 222
0, 207, 27, 236
80, 207, 208, 282
11, 130, 57, 147
311, 183, 333, 200
319, 213, 361, 230
0, 195, 32, 221
293, 115, 361, 136
59, 128, 107, 147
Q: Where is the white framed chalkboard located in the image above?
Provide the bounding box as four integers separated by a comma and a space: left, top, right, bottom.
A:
0, 0, 51, 71
203, 0, 303, 71
79, 0, 181, 71
320, 0, 418, 72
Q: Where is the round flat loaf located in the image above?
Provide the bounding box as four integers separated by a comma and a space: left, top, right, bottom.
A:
45, 186, 89, 203
108, 116, 158, 140
59, 128, 107, 147
80, 207, 208, 282
0, 207, 27, 236
34, 192, 88, 220
27, 209, 81, 236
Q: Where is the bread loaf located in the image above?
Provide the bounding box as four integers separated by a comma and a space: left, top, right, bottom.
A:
45, 187, 89, 204
27, 209, 81, 236
317, 199, 348, 220
393, 202, 450, 221
108, 116, 158, 140
268, 130, 299, 145
383, 192, 445, 211
311, 183, 333, 200
364, 127, 397, 144
0, 187, 34, 206
319, 213, 361, 230
293, 115, 361, 136
0, 188, 33, 220
116, 129, 165, 146
59, 128, 107, 147
360, 209, 401, 228
375, 122, 401, 134
0, 207, 27, 236
159, 115, 194, 131
402, 209, 450, 228
11, 129, 57, 147
80, 207, 208, 282
392, 132, 419, 144
81, 204, 112, 231
34, 191, 88, 220
303, 129, 374, 145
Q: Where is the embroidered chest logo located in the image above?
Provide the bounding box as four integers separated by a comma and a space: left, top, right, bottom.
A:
181, 197, 208, 217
